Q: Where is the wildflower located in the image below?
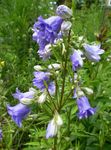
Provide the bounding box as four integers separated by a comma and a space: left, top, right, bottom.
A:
56, 5, 72, 19
0, 129, 2, 141
46, 112, 63, 138
12, 88, 35, 101
33, 71, 50, 91
70, 50, 83, 71
7, 103, 30, 127
77, 96, 96, 119
83, 44, 104, 62
32, 16, 63, 52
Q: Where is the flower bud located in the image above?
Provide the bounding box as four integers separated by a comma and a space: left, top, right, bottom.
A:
61, 21, 72, 33
82, 87, 93, 95
56, 5, 72, 19
48, 63, 61, 70
20, 98, 34, 105
34, 65, 43, 71
54, 112, 63, 126
37, 92, 47, 103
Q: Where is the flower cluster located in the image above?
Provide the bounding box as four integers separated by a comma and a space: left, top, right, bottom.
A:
32, 5, 72, 60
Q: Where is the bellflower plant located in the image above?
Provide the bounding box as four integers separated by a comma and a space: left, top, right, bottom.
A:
6, 3, 106, 150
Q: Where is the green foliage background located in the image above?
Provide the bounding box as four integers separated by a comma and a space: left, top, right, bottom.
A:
0, 0, 111, 149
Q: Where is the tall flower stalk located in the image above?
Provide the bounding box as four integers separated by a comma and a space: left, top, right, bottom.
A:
6, 3, 105, 150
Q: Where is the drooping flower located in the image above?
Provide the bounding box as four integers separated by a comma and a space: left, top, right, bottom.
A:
46, 112, 63, 139
77, 96, 96, 119
70, 50, 83, 71
56, 5, 72, 19
32, 16, 63, 52
12, 88, 35, 101
83, 44, 104, 62
33, 71, 50, 91
7, 103, 30, 127
0, 129, 2, 141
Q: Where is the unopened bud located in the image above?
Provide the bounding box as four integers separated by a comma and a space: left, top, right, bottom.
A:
61, 21, 72, 33
82, 87, 93, 95
38, 92, 47, 103
48, 63, 61, 70
34, 65, 43, 71
56, 5, 72, 19
20, 98, 34, 105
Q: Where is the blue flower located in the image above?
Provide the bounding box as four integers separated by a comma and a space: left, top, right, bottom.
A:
32, 16, 63, 53
7, 103, 30, 127
83, 44, 104, 62
0, 129, 2, 141
33, 71, 50, 91
12, 88, 35, 101
70, 50, 83, 71
77, 96, 96, 119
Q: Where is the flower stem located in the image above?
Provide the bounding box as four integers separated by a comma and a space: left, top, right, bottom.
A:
53, 136, 57, 150
59, 30, 71, 110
